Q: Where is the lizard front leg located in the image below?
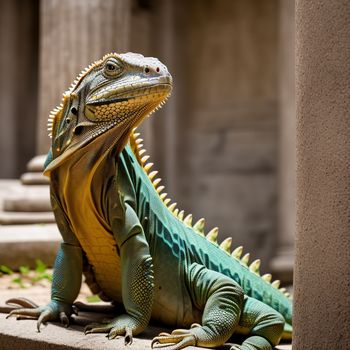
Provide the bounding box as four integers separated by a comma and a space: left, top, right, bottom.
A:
85, 202, 154, 344
152, 263, 244, 350
6, 192, 83, 331
7, 242, 82, 331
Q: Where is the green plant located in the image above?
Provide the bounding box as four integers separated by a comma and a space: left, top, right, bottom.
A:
86, 294, 101, 303
0, 260, 53, 289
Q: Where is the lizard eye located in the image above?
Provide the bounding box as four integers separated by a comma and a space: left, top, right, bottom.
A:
104, 60, 122, 77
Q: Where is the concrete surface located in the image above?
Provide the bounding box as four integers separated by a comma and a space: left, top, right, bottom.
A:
0, 314, 291, 350
294, 0, 350, 348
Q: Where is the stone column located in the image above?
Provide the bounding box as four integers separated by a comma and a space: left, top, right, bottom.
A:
270, 0, 295, 284
294, 0, 350, 348
37, 0, 130, 154
0, 0, 39, 178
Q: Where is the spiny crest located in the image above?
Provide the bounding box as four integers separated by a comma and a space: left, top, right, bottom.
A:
47, 54, 119, 140
47, 93, 72, 139
129, 128, 292, 300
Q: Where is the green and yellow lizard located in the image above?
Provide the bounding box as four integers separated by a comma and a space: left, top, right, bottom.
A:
5, 53, 292, 350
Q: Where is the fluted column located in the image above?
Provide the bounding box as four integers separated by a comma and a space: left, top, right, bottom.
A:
37, 0, 130, 154
294, 0, 350, 347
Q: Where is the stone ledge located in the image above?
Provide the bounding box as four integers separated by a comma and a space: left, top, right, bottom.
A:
0, 314, 204, 350
0, 313, 291, 350
20, 172, 49, 185
0, 224, 60, 269
26, 155, 46, 172
0, 212, 55, 225
3, 194, 51, 212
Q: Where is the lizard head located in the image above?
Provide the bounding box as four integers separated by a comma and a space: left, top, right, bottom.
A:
44, 52, 172, 175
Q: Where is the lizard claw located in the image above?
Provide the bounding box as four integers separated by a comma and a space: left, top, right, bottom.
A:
124, 327, 133, 345
229, 345, 241, 350
151, 334, 196, 350
37, 308, 53, 332
5, 300, 74, 333
107, 326, 133, 345
59, 311, 70, 327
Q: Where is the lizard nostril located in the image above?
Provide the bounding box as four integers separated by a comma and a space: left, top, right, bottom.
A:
156, 67, 160, 73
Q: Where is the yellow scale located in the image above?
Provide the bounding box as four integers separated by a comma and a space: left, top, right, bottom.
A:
55, 140, 123, 303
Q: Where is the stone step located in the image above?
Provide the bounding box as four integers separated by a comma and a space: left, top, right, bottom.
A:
0, 181, 51, 212
0, 313, 211, 350
0, 211, 55, 225
3, 193, 51, 212
26, 154, 46, 172
20, 172, 49, 185
0, 313, 292, 349
0, 224, 60, 269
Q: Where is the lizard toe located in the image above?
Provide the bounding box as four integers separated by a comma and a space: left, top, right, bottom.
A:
6, 308, 41, 320
107, 325, 133, 345
6, 297, 39, 309
84, 323, 113, 335
59, 311, 70, 327
151, 333, 196, 350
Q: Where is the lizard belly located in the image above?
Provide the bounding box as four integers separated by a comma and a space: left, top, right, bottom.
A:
75, 222, 122, 303
56, 161, 122, 303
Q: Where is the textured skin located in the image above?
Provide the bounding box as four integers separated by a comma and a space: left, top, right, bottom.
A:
5, 53, 292, 349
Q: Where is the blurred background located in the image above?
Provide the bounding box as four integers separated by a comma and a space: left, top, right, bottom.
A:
0, 0, 295, 285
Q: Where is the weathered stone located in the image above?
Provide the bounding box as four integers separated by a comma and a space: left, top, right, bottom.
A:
0, 212, 54, 225
3, 194, 51, 212
26, 155, 46, 172
189, 128, 277, 175
20, 172, 50, 185
0, 312, 291, 349
294, 0, 350, 348
0, 313, 209, 350
0, 180, 20, 211
0, 224, 60, 269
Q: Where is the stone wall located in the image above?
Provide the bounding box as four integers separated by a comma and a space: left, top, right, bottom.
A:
127, 0, 280, 266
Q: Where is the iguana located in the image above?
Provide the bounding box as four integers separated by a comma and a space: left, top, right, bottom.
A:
5, 53, 292, 350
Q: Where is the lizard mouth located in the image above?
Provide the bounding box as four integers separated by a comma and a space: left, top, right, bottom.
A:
85, 78, 172, 122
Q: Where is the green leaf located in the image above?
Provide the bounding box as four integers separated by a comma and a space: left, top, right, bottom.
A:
0, 265, 13, 275
35, 259, 47, 273
42, 273, 53, 282
19, 266, 30, 275
86, 295, 101, 303
12, 277, 22, 284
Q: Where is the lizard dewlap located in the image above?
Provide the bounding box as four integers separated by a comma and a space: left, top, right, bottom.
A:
5, 53, 292, 350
